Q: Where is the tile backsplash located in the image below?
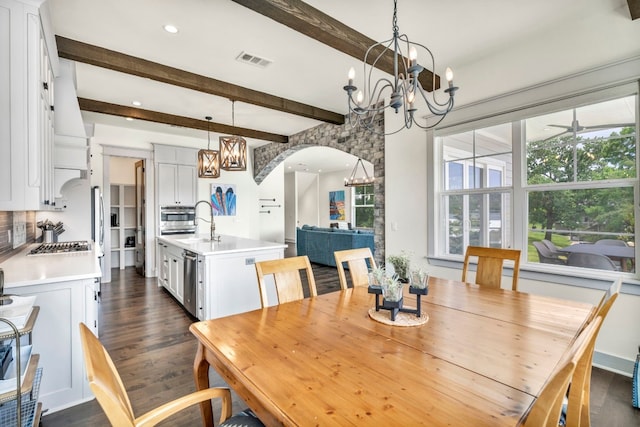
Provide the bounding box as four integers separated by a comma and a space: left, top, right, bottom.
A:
0, 211, 36, 263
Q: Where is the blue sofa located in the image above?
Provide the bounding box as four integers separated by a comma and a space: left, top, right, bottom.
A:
296, 225, 375, 267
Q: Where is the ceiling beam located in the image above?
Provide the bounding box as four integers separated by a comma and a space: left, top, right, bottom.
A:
57, 36, 344, 126
78, 98, 289, 144
231, 0, 440, 92
628, 0, 640, 19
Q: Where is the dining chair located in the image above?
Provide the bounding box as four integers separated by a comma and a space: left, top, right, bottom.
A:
254, 255, 318, 307
334, 247, 377, 289
566, 252, 619, 271
461, 246, 521, 291
521, 317, 602, 427
78, 322, 264, 427
533, 241, 566, 265
564, 278, 621, 427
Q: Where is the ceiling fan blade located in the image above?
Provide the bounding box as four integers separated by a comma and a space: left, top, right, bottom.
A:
547, 124, 571, 130
582, 123, 636, 130
543, 130, 570, 142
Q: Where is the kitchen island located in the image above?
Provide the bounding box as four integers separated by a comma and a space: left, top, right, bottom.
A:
0, 243, 101, 414
156, 234, 286, 320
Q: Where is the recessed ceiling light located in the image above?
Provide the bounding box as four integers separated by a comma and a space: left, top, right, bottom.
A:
132, 101, 142, 107
163, 24, 178, 34
126, 117, 134, 121
318, 169, 322, 173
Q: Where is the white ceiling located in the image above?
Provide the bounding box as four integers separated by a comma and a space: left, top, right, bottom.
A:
47, 0, 640, 171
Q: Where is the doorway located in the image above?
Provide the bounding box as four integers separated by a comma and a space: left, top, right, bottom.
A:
101, 145, 155, 283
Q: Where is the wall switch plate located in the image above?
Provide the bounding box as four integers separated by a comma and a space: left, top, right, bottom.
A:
12, 212, 26, 248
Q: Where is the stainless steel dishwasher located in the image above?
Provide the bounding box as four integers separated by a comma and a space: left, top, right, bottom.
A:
183, 251, 198, 317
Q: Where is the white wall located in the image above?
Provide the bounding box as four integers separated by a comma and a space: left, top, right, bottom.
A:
384, 110, 429, 271
110, 157, 138, 185
258, 162, 285, 243
296, 172, 319, 227
284, 172, 296, 241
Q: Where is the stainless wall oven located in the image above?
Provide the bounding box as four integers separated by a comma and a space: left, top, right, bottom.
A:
160, 206, 196, 235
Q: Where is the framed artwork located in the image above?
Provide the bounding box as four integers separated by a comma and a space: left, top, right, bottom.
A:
210, 184, 237, 216
329, 190, 345, 220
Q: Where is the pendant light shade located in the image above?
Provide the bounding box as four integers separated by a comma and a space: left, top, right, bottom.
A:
198, 116, 220, 178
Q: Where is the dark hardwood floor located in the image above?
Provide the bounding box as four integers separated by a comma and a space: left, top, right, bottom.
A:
41, 245, 639, 426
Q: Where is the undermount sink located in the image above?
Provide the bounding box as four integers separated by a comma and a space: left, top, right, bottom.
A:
175, 237, 207, 244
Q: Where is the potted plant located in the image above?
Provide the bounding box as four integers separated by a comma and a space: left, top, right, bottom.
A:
368, 266, 387, 288
409, 269, 429, 295
387, 251, 411, 282
380, 275, 404, 303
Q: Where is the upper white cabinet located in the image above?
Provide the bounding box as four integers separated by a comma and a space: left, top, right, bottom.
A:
155, 145, 197, 206
0, 0, 57, 211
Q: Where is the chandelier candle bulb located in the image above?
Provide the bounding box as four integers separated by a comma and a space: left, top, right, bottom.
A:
348, 67, 355, 86
446, 67, 454, 87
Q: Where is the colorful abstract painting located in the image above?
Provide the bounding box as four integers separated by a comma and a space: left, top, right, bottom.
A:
329, 190, 345, 220
210, 184, 237, 216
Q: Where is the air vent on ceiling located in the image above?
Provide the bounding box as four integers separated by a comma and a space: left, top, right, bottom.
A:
236, 51, 273, 68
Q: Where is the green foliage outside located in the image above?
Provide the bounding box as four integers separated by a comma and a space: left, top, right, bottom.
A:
527, 127, 636, 247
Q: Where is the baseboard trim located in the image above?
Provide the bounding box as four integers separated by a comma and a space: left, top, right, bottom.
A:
593, 350, 635, 377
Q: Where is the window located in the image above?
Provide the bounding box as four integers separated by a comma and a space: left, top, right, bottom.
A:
352, 184, 374, 228
440, 123, 513, 255
525, 96, 636, 270
434, 91, 638, 274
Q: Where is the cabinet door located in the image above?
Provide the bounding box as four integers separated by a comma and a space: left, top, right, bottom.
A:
177, 164, 196, 205
157, 242, 169, 288
85, 279, 100, 336
157, 163, 177, 206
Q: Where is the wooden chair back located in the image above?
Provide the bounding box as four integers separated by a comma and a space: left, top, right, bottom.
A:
255, 256, 317, 307
565, 278, 621, 427
461, 246, 521, 291
79, 323, 235, 427
522, 317, 602, 427
334, 248, 377, 290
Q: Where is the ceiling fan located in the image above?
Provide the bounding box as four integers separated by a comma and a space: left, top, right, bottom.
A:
543, 109, 635, 142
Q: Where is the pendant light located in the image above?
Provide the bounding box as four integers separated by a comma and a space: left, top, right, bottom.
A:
197, 116, 220, 178
220, 100, 247, 171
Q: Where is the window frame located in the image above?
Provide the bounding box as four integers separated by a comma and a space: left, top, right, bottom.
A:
351, 184, 375, 229
428, 83, 639, 282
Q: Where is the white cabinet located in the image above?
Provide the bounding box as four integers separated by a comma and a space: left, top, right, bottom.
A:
12, 277, 99, 411
110, 184, 136, 269
0, 0, 56, 211
155, 144, 197, 207
158, 241, 184, 304
157, 163, 197, 206
203, 249, 284, 319
157, 163, 195, 206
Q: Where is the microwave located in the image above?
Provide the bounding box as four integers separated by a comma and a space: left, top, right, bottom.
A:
160, 206, 196, 235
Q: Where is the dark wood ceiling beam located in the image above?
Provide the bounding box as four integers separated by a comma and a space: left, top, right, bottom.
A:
231, 0, 439, 91
78, 98, 289, 144
57, 36, 344, 126
628, 0, 640, 19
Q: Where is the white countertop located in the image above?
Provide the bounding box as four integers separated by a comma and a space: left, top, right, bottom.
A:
158, 234, 287, 256
0, 243, 102, 288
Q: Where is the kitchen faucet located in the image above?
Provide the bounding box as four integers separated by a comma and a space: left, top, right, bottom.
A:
194, 200, 220, 242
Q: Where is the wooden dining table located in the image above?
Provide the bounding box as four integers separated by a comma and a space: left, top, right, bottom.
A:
189, 277, 595, 426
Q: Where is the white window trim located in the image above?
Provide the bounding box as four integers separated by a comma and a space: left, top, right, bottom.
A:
428, 82, 640, 286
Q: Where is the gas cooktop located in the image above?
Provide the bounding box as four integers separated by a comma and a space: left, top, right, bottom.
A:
28, 241, 92, 255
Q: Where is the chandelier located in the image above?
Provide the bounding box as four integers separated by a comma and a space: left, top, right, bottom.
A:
197, 116, 220, 178
220, 100, 247, 171
344, 158, 374, 187
343, 0, 458, 135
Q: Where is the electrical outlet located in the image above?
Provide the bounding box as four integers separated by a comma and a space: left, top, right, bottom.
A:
245, 257, 255, 265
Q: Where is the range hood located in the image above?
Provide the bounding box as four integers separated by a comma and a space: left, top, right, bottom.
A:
54, 58, 88, 171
